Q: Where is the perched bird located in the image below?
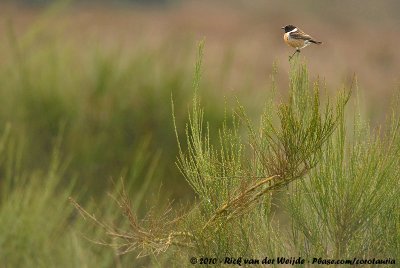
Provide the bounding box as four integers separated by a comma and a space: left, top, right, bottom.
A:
282, 25, 322, 60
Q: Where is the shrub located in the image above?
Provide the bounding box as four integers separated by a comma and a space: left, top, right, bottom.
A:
70, 42, 399, 265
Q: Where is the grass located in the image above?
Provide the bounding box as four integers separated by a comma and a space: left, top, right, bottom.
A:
0, 14, 221, 200
0, 5, 399, 266
0, 8, 228, 266
0, 125, 162, 266
69, 43, 399, 266
288, 89, 400, 259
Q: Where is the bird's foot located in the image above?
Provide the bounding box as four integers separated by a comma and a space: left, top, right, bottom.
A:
289, 50, 301, 61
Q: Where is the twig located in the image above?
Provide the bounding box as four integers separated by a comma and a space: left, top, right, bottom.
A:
202, 174, 279, 230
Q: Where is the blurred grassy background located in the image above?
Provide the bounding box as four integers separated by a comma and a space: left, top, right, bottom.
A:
0, 0, 399, 211
1, 0, 399, 197
0, 0, 399, 265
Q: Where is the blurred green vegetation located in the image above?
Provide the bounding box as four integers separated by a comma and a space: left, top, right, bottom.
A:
0, 16, 228, 200
15, 0, 173, 6
68, 49, 399, 265
0, 126, 164, 266
0, 3, 399, 267
0, 13, 229, 264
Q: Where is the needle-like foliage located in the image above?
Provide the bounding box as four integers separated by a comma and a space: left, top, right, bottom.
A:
288, 90, 400, 259
70, 43, 399, 266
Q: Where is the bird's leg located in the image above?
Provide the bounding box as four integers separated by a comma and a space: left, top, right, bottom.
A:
289, 49, 301, 61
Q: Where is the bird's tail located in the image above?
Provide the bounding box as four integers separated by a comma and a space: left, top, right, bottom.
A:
310, 40, 322, 44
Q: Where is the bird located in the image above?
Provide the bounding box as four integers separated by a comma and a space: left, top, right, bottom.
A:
281, 25, 322, 60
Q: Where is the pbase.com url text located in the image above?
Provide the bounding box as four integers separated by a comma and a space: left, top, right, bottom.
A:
189, 256, 396, 266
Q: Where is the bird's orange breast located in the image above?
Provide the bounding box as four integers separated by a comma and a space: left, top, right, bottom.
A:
284, 33, 305, 49
284, 33, 289, 43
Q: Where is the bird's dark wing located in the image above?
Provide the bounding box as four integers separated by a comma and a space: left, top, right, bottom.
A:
290, 31, 313, 41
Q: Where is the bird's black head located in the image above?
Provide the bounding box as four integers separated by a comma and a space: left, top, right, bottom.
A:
281, 25, 296, 33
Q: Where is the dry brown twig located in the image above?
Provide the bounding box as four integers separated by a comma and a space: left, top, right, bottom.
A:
202, 174, 280, 230
69, 188, 194, 257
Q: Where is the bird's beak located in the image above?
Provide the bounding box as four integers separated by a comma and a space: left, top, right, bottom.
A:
281, 26, 285, 29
